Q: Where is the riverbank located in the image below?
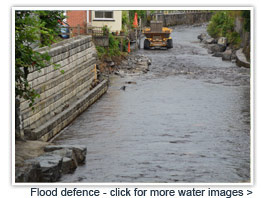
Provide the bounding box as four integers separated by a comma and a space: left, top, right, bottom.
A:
52, 25, 250, 183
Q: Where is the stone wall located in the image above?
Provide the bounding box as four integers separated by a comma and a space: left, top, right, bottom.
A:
19, 36, 109, 141
234, 16, 250, 61
156, 12, 212, 26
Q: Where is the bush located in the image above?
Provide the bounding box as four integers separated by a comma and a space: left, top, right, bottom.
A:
226, 31, 241, 48
207, 11, 242, 47
96, 26, 123, 60
207, 11, 234, 38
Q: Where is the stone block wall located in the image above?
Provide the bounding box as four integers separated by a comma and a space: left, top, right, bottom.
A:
19, 36, 108, 141
157, 12, 213, 26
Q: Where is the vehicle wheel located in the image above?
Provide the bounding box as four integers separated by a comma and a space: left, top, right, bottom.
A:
167, 39, 173, 48
144, 39, 150, 49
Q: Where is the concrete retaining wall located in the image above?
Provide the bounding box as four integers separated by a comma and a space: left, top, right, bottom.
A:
156, 12, 212, 26
19, 36, 109, 141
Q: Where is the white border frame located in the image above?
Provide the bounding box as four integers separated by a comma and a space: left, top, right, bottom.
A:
12, 6, 254, 186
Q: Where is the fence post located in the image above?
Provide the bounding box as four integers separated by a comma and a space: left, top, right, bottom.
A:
120, 37, 123, 52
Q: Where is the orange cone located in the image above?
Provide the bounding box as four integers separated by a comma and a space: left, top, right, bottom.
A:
133, 12, 138, 28
128, 41, 131, 53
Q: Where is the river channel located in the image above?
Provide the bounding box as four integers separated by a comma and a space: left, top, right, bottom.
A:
53, 25, 250, 183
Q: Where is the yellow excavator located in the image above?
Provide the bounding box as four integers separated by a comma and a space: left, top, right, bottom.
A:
143, 21, 173, 49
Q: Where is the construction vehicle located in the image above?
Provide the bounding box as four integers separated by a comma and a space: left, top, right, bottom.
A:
143, 21, 173, 49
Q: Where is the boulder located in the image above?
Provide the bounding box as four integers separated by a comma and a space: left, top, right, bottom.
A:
44, 145, 87, 164
197, 33, 208, 42
212, 52, 223, 57
203, 38, 215, 44
207, 49, 213, 54
217, 37, 228, 46
222, 49, 232, 61
31, 153, 63, 182
51, 148, 78, 174
15, 161, 41, 182
61, 157, 76, 174
210, 44, 226, 53
235, 48, 250, 68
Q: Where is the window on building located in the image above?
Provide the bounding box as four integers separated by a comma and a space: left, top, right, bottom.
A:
94, 11, 114, 20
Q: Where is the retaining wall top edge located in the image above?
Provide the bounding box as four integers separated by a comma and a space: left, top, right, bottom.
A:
35, 35, 92, 54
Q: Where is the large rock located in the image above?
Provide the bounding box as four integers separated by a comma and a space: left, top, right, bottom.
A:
51, 149, 78, 174
210, 44, 226, 53
236, 48, 250, 68
212, 52, 223, 57
197, 33, 208, 42
30, 153, 63, 182
203, 38, 215, 44
15, 161, 41, 182
217, 37, 228, 46
222, 49, 232, 61
44, 145, 87, 164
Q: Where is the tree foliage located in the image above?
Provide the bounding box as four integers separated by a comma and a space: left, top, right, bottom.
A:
15, 10, 65, 108
241, 10, 250, 32
207, 11, 241, 47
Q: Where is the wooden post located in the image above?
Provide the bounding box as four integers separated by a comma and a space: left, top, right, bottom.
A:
139, 18, 142, 49
120, 37, 123, 52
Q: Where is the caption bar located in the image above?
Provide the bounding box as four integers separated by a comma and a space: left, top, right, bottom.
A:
30, 187, 253, 198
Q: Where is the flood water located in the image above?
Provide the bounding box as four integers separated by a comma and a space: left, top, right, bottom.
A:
53, 25, 250, 183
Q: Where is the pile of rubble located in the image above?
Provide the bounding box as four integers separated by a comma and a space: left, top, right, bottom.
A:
96, 53, 152, 77
116, 54, 151, 75
197, 33, 250, 68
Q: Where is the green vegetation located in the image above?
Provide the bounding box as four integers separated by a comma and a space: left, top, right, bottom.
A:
207, 11, 241, 47
207, 10, 251, 48
121, 11, 129, 32
15, 10, 65, 108
241, 10, 250, 32
96, 26, 122, 60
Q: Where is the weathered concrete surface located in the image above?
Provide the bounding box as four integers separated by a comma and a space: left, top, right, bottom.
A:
236, 48, 250, 68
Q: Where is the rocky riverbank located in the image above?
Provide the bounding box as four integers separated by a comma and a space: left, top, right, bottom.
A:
197, 33, 250, 68
15, 141, 86, 182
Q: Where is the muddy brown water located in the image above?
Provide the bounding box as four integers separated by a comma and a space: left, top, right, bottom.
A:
53, 25, 250, 183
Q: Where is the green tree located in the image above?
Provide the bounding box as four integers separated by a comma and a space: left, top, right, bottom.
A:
15, 10, 65, 108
